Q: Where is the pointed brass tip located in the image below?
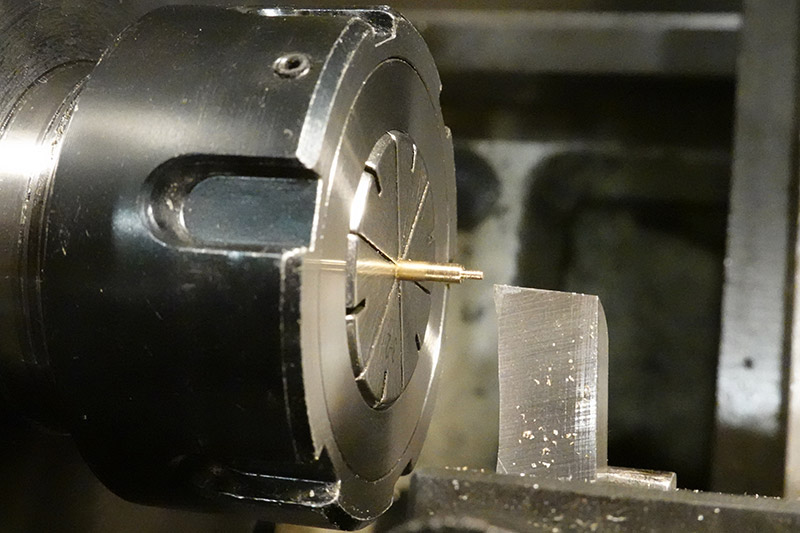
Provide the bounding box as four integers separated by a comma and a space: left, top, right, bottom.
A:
394, 260, 484, 284
461, 269, 484, 281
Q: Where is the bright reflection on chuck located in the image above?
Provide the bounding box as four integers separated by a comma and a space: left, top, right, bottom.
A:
0, 139, 53, 178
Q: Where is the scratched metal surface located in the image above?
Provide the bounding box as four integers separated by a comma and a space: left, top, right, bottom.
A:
495, 284, 608, 481
409, 468, 800, 533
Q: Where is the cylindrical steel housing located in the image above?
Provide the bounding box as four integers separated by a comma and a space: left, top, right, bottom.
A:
0, 6, 455, 529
